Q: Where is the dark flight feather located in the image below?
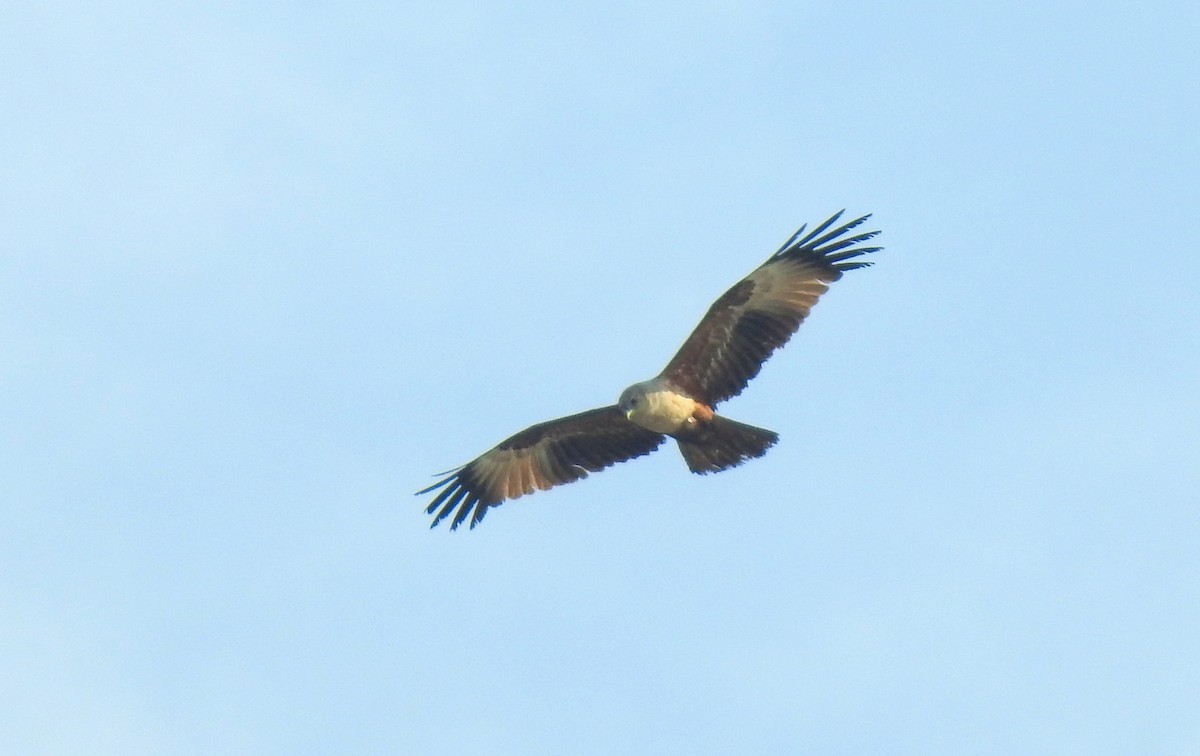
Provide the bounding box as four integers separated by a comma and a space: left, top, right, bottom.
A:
660, 211, 880, 405
418, 406, 665, 530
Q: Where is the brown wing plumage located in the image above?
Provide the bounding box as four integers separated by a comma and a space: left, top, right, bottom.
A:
660, 211, 881, 406
418, 406, 666, 530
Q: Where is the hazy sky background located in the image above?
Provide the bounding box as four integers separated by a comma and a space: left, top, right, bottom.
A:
4, 2, 1199, 754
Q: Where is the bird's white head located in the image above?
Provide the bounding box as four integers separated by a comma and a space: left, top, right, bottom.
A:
618, 382, 649, 420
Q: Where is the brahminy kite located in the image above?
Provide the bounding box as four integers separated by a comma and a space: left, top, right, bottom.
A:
419, 210, 882, 529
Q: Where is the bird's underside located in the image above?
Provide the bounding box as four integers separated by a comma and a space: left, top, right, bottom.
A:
419, 210, 882, 529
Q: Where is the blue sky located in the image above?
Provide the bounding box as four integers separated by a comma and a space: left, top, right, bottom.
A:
3, 2, 1199, 753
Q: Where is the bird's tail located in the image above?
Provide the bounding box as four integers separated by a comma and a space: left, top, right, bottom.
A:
675, 416, 779, 474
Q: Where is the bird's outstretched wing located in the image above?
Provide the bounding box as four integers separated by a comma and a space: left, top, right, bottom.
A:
660, 211, 881, 406
418, 406, 666, 530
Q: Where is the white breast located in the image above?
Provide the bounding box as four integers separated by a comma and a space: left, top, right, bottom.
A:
633, 380, 697, 434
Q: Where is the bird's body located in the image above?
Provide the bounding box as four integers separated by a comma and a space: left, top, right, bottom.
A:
419, 211, 882, 529
618, 377, 710, 434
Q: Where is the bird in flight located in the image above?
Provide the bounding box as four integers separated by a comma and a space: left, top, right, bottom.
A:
419, 210, 882, 529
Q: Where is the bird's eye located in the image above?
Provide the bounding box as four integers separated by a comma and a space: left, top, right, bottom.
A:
630, 397, 638, 406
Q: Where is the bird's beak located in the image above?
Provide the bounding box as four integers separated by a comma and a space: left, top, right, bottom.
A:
624, 408, 634, 420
